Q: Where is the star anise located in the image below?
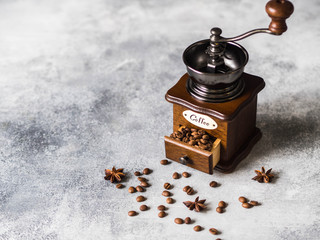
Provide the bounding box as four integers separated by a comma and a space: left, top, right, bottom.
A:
183, 196, 206, 212
104, 167, 125, 183
252, 167, 274, 183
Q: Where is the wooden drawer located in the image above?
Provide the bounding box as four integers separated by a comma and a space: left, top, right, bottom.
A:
164, 136, 221, 174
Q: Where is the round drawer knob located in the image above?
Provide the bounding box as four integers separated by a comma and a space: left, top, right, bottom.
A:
179, 156, 189, 165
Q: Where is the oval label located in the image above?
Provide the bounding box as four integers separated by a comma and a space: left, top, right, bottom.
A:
183, 110, 218, 130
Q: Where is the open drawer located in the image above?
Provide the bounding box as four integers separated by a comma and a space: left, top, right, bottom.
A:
164, 136, 221, 174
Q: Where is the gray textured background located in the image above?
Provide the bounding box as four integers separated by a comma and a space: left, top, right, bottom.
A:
0, 0, 319, 239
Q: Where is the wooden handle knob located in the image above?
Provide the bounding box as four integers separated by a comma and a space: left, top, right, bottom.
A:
266, 0, 294, 35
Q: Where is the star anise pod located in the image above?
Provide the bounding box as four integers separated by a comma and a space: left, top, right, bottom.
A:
104, 167, 125, 183
252, 167, 274, 183
183, 196, 206, 212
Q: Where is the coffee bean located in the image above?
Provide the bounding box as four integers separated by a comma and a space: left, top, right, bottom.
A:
209, 228, 218, 235
140, 181, 149, 187
198, 130, 206, 135
182, 172, 190, 178
218, 201, 226, 208
242, 203, 252, 208
191, 132, 198, 136
184, 217, 191, 224
157, 205, 166, 211
216, 239, 221, 240
176, 131, 184, 138
134, 171, 141, 176
202, 134, 210, 140
188, 140, 196, 146
137, 177, 147, 182
163, 183, 171, 189
140, 205, 148, 211
162, 190, 171, 197
239, 196, 247, 203
143, 168, 151, 175
183, 185, 190, 192
249, 200, 259, 206
191, 128, 197, 132
216, 207, 223, 213
158, 211, 166, 218
128, 211, 137, 216
160, 159, 169, 165
166, 198, 174, 204
136, 196, 145, 202
186, 187, 194, 195
209, 181, 218, 187
172, 172, 180, 179
136, 186, 144, 192
200, 139, 208, 144
116, 184, 124, 189
174, 218, 183, 224
193, 134, 201, 140
193, 225, 202, 232
128, 186, 136, 193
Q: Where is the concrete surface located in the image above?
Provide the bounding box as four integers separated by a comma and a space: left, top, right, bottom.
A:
0, 0, 319, 239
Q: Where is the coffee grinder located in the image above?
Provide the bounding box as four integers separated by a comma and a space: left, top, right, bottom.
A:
164, 0, 294, 174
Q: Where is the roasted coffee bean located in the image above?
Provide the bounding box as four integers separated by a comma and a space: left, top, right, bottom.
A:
136, 196, 146, 202
184, 217, 191, 224
163, 183, 171, 189
166, 198, 174, 204
209, 181, 218, 188
172, 172, 180, 179
194, 134, 201, 140
202, 134, 210, 140
140, 181, 149, 187
128, 211, 137, 216
239, 196, 247, 203
174, 218, 184, 224
199, 144, 208, 150
249, 200, 259, 206
218, 201, 226, 208
188, 140, 197, 146
185, 127, 190, 132
242, 203, 252, 208
191, 131, 198, 136
136, 186, 144, 192
116, 184, 124, 189
143, 168, 151, 175
191, 128, 197, 132
186, 187, 194, 195
182, 137, 188, 143
162, 190, 171, 197
183, 185, 191, 192
209, 228, 218, 235
182, 172, 190, 178
157, 205, 166, 211
158, 211, 166, 218
198, 130, 206, 135
200, 139, 208, 144
134, 171, 141, 176
137, 177, 147, 182
216, 207, 223, 213
140, 205, 148, 211
193, 225, 202, 232
160, 159, 169, 165
128, 186, 136, 193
